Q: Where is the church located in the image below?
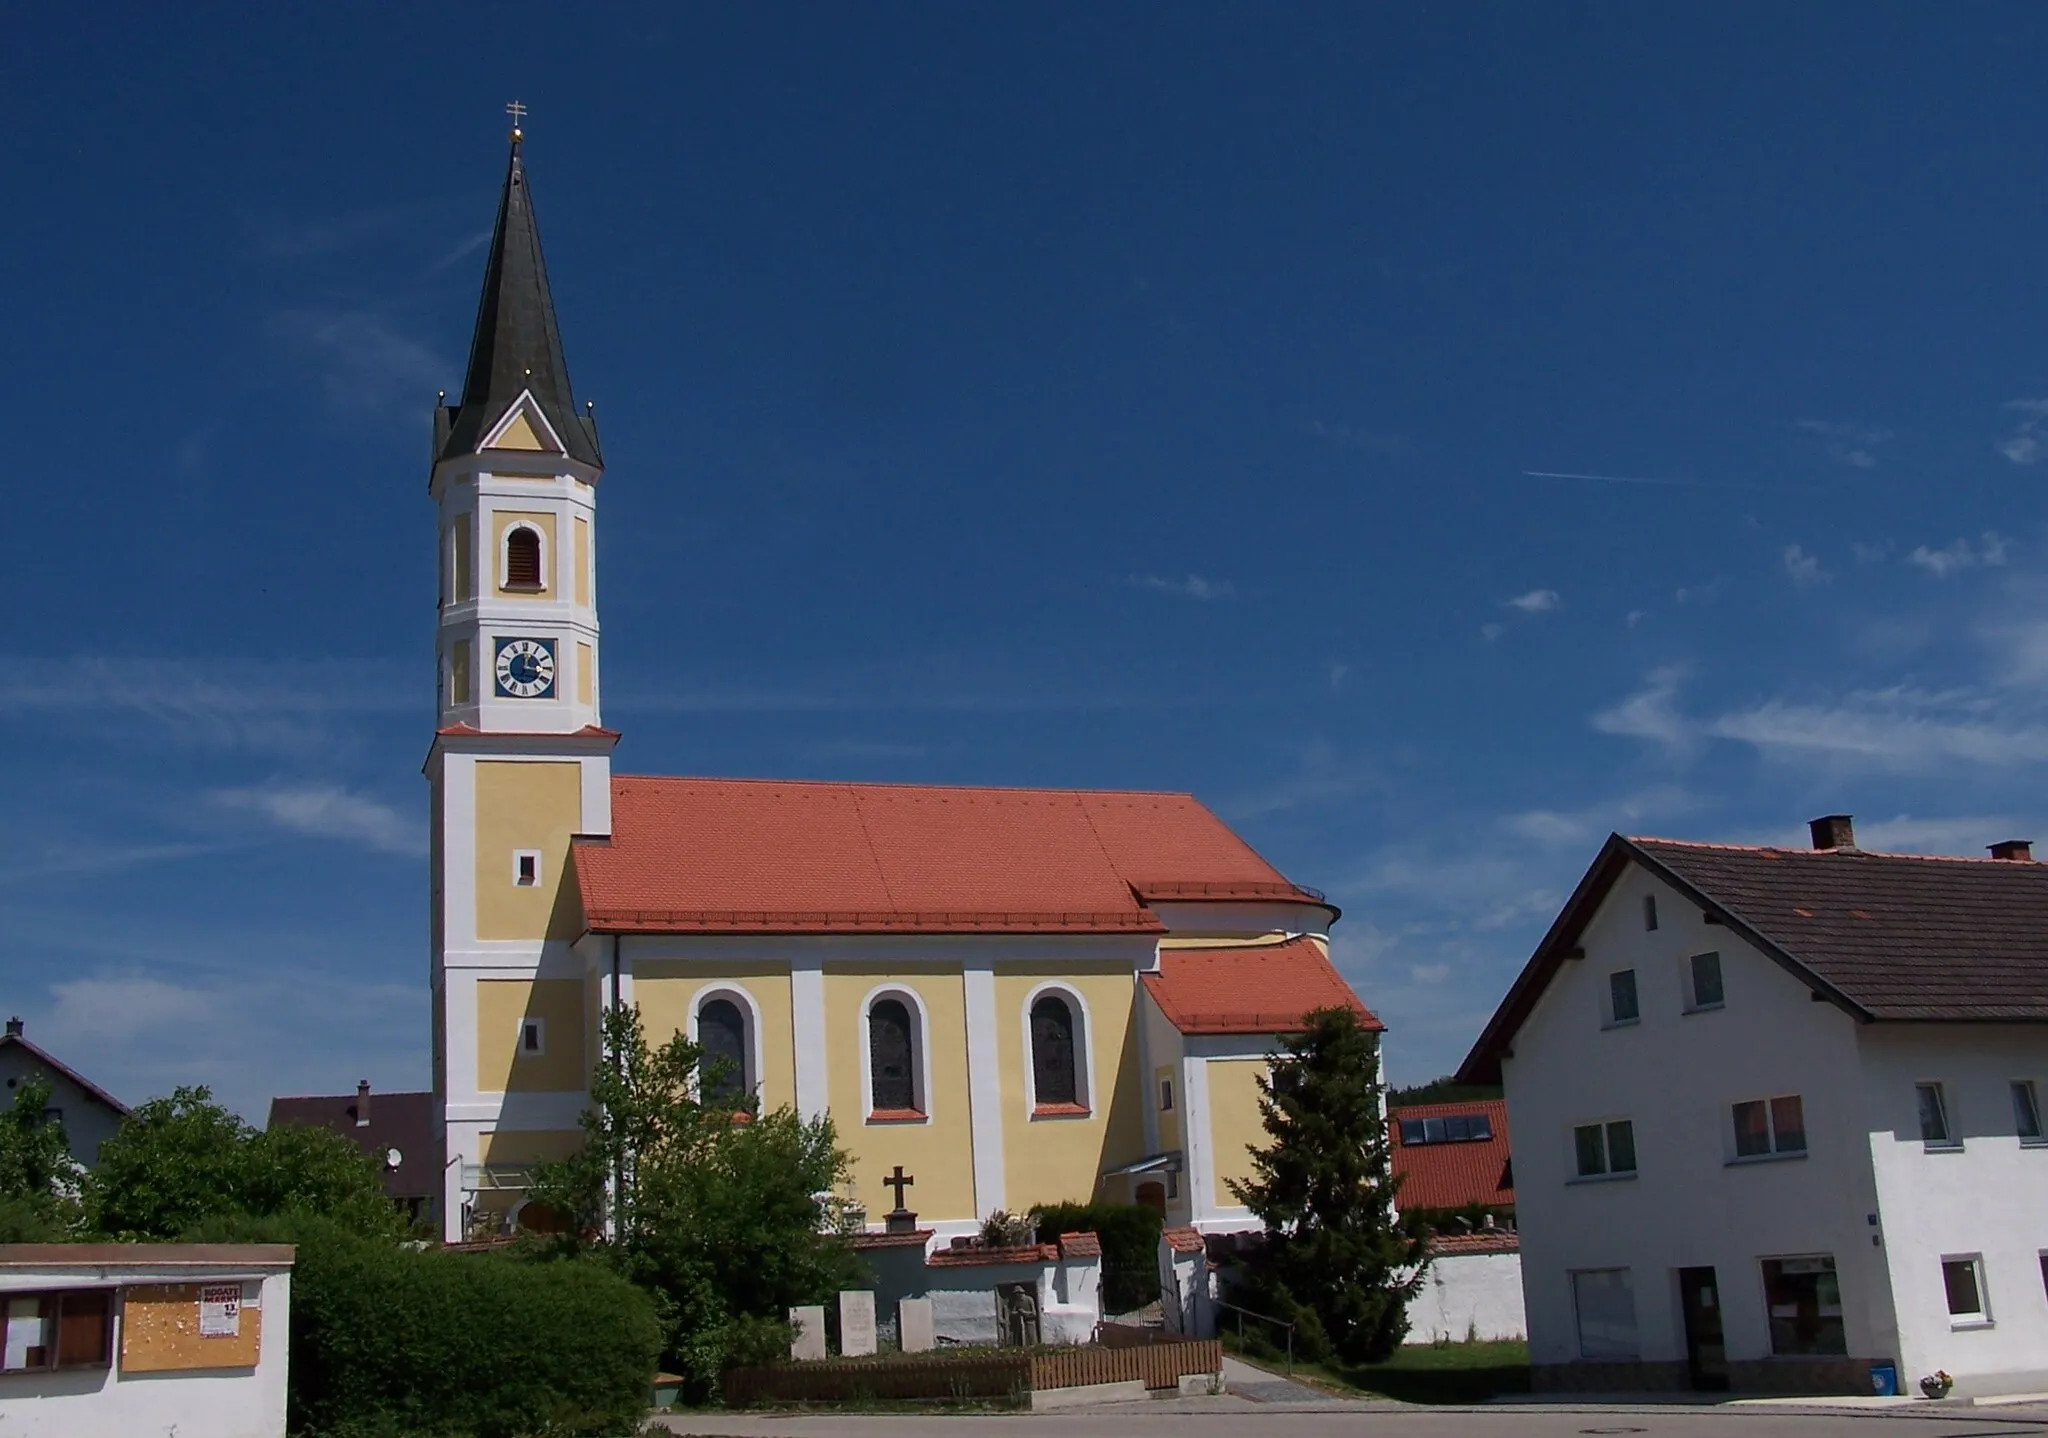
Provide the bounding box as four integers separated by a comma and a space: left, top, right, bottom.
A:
428, 123, 1378, 1244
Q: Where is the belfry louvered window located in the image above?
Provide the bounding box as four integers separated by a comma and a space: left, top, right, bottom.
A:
868, 999, 916, 1112
698, 999, 748, 1104
505, 527, 543, 589
1031, 994, 1080, 1107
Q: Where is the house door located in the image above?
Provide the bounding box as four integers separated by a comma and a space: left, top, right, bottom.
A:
1677, 1267, 1729, 1391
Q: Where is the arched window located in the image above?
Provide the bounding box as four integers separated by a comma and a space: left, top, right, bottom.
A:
505, 526, 543, 590
868, 998, 917, 1113
1030, 993, 1080, 1108
697, 998, 748, 1104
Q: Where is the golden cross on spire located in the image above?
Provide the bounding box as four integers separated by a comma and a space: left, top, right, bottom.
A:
505, 100, 528, 141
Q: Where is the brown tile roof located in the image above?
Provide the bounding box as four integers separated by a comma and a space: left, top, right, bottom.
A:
1162, 1226, 1207, 1255
1056, 1231, 1102, 1259
573, 776, 1329, 935
1428, 1231, 1519, 1257
1141, 936, 1379, 1035
1460, 833, 2048, 1083
848, 1229, 934, 1251
266, 1090, 437, 1202
1389, 1099, 1514, 1212
926, 1242, 1060, 1268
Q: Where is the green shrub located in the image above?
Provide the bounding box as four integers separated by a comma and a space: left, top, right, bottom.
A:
193, 1215, 660, 1438
1030, 1201, 1163, 1313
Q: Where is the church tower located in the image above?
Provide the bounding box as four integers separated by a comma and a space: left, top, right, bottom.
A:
428, 119, 616, 1240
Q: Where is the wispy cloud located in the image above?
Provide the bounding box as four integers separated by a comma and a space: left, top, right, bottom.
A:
1796, 419, 1892, 469
1130, 574, 1234, 601
0, 656, 412, 754
1592, 666, 1691, 749
1305, 421, 1416, 461
1996, 399, 2048, 464
1853, 813, 2034, 856
1851, 540, 1893, 565
1783, 544, 1829, 585
211, 783, 424, 857
1506, 588, 1561, 614
0, 838, 222, 887
1908, 532, 2011, 577
273, 308, 448, 417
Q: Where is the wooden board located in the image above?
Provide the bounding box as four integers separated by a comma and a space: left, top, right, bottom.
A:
118, 1281, 263, 1372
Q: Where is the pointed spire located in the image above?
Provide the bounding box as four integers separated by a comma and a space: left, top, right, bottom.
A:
438, 123, 601, 466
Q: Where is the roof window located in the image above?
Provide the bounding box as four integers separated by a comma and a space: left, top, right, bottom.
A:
1399, 1112, 1493, 1145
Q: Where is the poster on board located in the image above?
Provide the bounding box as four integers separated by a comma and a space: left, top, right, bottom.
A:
198, 1284, 241, 1338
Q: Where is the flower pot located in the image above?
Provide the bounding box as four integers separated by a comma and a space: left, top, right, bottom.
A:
1918, 1377, 1952, 1399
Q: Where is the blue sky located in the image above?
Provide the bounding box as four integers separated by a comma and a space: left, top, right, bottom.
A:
7, 5, 2048, 1118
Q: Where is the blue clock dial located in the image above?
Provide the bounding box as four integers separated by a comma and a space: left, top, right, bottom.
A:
493, 638, 557, 699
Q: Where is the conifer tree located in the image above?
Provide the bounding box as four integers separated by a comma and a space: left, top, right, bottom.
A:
1228, 1005, 1429, 1364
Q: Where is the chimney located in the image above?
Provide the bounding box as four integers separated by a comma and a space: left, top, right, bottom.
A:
1808, 814, 1856, 851
355, 1080, 371, 1127
1990, 840, 2035, 862
3, 1017, 20, 1038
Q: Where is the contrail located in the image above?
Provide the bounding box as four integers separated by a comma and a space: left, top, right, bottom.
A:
1522, 469, 1708, 488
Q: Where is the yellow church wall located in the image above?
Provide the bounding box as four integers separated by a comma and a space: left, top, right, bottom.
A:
576, 642, 593, 706
1206, 1057, 1272, 1203
1158, 934, 1295, 949
1154, 1065, 1181, 1153
823, 966, 976, 1223
635, 961, 798, 1113
491, 509, 558, 597
450, 641, 472, 705
481, 1128, 585, 1164
486, 409, 550, 452
451, 521, 474, 602
473, 760, 584, 941
994, 966, 1146, 1212
574, 517, 591, 606
476, 978, 587, 1093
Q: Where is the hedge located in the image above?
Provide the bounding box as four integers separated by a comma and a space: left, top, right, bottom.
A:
193, 1215, 660, 1438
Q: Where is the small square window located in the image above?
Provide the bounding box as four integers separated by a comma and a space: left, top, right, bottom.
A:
1734, 1100, 1771, 1157
518, 1018, 545, 1056
1608, 969, 1640, 1025
2012, 1081, 2042, 1141
1733, 1095, 1806, 1158
1574, 1123, 1607, 1176
1573, 1119, 1635, 1177
1606, 1119, 1636, 1173
1159, 1078, 1174, 1111
513, 851, 540, 887
1642, 895, 1659, 931
1688, 952, 1725, 1009
1943, 1256, 1988, 1323
1917, 1082, 1955, 1146
1770, 1095, 1806, 1152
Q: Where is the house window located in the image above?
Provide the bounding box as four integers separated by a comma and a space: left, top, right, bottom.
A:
2012, 1081, 2042, 1142
1917, 1082, 1956, 1147
1030, 992, 1083, 1110
1573, 1119, 1636, 1178
1688, 951, 1725, 1010
867, 997, 919, 1115
1761, 1256, 1846, 1355
1944, 1256, 1989, 1325
2039, 1253, 2048, 1303
1571, 1269, 1639, 1358
1, 1290, 113, 1373
1400, 1112, 1494, 1145
518, 1018, 545, 1056
504, 526, 544, 590
1608, 969, 1639, 1025
513, 850, 540, 887
1643, 895, 1659, 931
697, 998, 749, 1104
1733, 1095, 1807, 1158
1159, 1078, 1174, 1111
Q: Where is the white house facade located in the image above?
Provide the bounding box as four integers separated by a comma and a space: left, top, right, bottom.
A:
1461, 816, 2048, 1398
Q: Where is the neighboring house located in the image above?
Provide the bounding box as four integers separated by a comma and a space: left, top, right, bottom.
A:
267, 1083, 437, 1229
1390, 1097, 1515, 1223
1460, 814, 2048, 1398
1389, 1097, 1525, 1345
0, 1018, 128, 1168
419, 127, 1377, 1243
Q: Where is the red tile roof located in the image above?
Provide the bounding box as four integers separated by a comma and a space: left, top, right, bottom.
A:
1140, 936, 1378, 1035
927, 1242, 1061, 1268
1428, 1231, 1519, 1256
1390, 1099, 1514, 1213
573, 776, 1326, 935
1056, 1231, 1101, 1259
1162, 1226, 1207, 1255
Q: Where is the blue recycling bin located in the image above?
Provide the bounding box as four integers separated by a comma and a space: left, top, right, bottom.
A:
1870, 1363, 1899, 1396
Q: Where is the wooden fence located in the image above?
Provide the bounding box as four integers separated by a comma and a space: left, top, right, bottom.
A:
724, 1336, 1223, 1407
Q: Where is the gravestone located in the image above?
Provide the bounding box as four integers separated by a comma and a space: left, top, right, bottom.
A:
898, 1297, 935, 1353
788, 1304, 826, 1361
839, 1289, 878, 1357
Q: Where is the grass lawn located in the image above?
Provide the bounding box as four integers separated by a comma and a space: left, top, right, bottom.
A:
1229, 1334, 1531, 1404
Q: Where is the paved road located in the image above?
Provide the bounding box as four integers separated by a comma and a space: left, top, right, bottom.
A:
658, 1401, 2048, 1438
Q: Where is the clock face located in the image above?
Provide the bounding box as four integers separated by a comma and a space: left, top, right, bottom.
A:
493, 637, 557, 699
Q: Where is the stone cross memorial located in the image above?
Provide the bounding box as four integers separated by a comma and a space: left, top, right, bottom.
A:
838, 1289, 878, 1357
898, 1296, 935, 1353
788, 1304, 827, 1361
